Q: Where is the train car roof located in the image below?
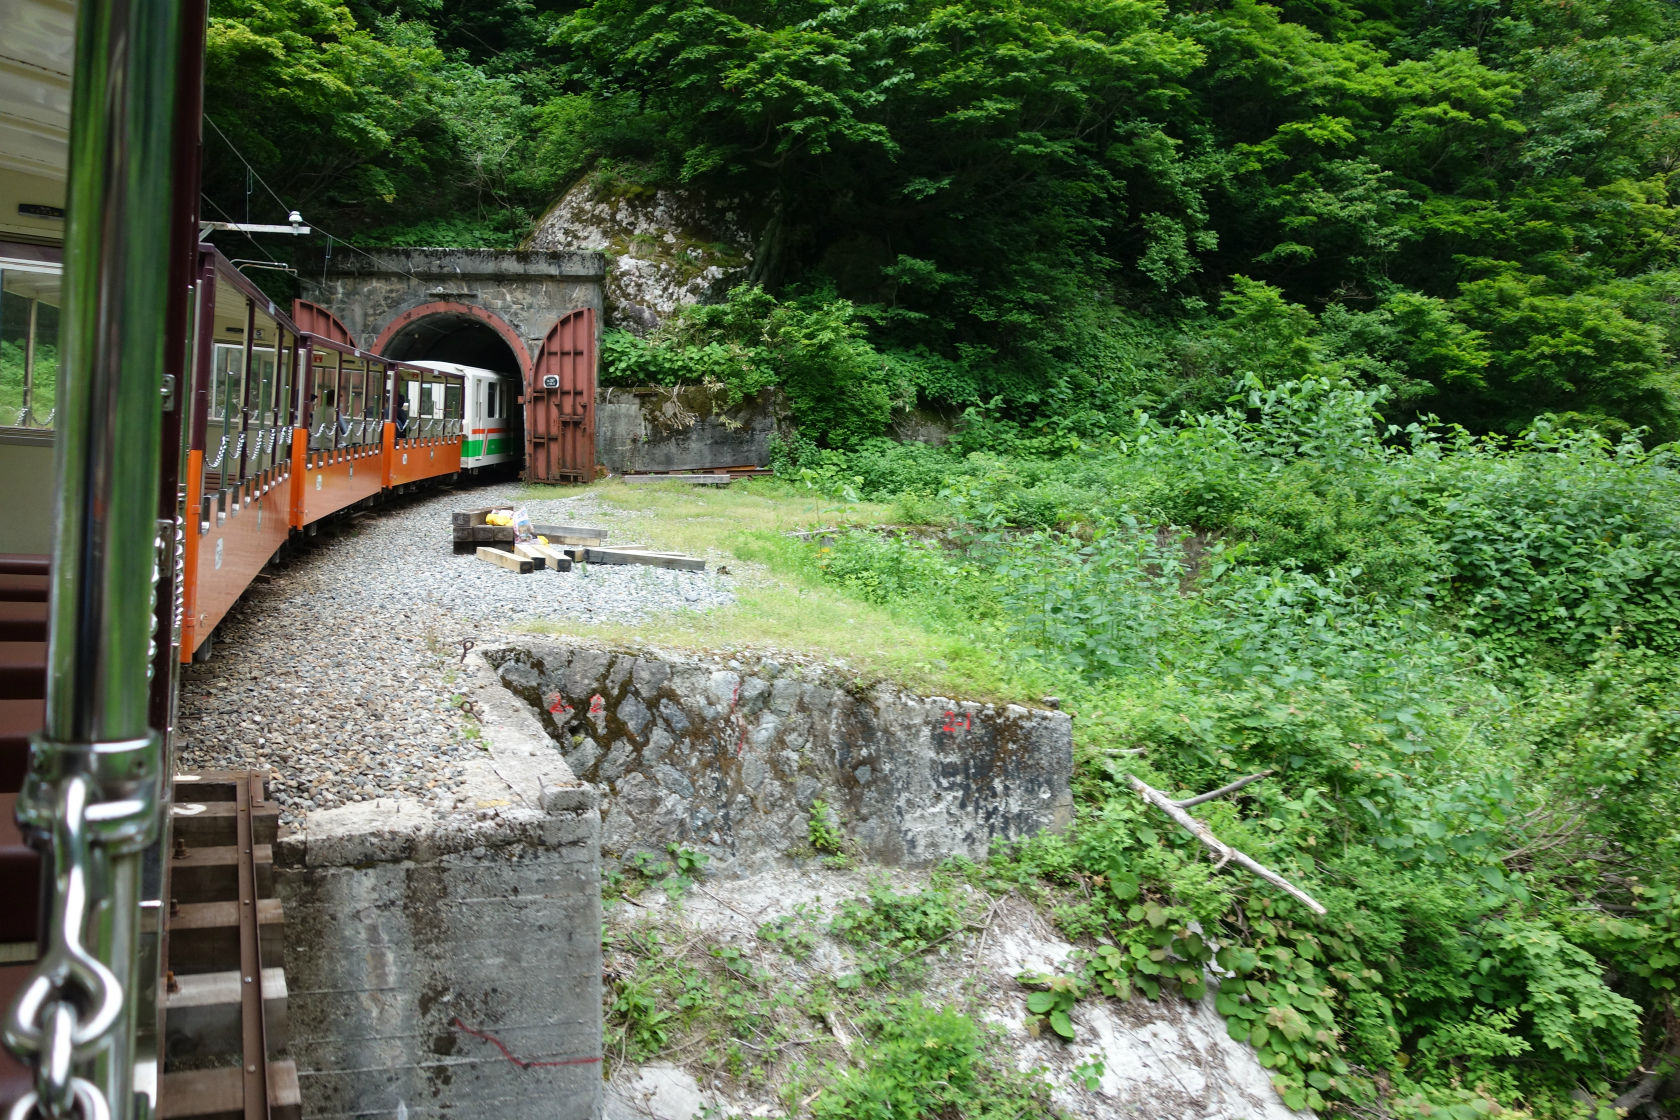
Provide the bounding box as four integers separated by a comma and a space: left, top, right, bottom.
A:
408, 360, 518, 379
0, 0, 74, 244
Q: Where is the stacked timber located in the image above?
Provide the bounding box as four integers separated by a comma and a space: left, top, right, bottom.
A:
451, 507, 516, 552
452, 512, 708, 573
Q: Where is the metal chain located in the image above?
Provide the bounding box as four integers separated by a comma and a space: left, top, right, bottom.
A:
3, 777, 122, 1120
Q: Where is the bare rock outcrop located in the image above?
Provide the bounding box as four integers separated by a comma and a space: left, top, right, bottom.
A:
527, 178, 757, 334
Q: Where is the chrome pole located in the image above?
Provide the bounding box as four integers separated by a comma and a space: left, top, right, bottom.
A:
3, 0, 182, 1112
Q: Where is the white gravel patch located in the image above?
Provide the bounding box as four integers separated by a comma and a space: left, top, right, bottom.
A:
177, 481, 735, 824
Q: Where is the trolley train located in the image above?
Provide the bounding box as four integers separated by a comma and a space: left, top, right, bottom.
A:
181, 249, 471, 662
410, 360, 524, 476
0, 0, 535, 1107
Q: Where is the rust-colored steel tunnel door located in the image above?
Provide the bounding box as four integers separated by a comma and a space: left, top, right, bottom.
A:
292, 299, 356, 347
527, 307, 596, 483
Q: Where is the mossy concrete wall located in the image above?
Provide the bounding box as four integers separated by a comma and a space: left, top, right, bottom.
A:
483, 641, 1074, 875
594, 385, 788, 474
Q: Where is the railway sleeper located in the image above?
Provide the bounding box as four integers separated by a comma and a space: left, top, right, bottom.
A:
164, 771, 294, 1120
169, 843, 276, 903
165, 968, 288, 1063
158, 1062, 302, 1120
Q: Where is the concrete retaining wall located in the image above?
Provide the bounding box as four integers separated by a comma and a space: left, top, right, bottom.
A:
483, 641, 1074, 875
595, 385, 786, 475
276, 651, 604, 1120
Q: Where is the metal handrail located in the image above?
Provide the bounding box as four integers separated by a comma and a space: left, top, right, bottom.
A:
2, 0, 180, 1109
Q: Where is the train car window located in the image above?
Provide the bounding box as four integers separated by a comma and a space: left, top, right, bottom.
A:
395, 372, 416, 436
204, 344, 243, 490
339, 355, 364, 440
277, 334, 294, 432
445, 382, 463, 420
251, 338, 276, 471
210, 345, 241, 420
0, 265, 62, 431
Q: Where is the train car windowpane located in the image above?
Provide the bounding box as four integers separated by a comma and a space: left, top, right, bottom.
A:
339, 354, 365, 443
0, 265, 63, 430
209, 343, 243, 490
278, 333, 294, 443
252, 314, 278, 470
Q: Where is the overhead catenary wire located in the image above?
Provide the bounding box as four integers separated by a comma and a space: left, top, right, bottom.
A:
201, 115, 427, 284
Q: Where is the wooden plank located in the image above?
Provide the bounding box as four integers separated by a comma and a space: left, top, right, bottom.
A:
165, 899, 284, 974
577, 547, 706, 572
159, 1060, 300, 1120
535, 533, 607, 547
169, 843, 274, 904
622, 473, 731, 486
529, 523, 607, 542
606, 547, 691, 558
476, 547, 532, 574
450, 506, 494, 528
236, 774, 270, 1120
170, 801, 279, 848
164, 966, 288, 1062
523, 542, 574, 572
512, 543, 547, 571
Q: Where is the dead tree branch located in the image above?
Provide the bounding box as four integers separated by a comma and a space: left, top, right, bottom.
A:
1174, 769, 1275, 809
1614, 1036, 1680, 1113
1127, 774, 1327, 916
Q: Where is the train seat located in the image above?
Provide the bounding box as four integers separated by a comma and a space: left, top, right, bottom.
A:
0, 604, 47, 642
0, 556, 49, 790
0, 794, 39, 943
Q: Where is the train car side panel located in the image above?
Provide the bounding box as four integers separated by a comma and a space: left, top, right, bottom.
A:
295, 446, 384, 526
188, 472, 291, 646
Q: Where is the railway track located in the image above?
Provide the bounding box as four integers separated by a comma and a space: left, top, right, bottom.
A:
158, 771, 298, 1120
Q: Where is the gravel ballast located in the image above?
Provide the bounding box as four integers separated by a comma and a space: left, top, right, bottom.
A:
176, 481, 734, 824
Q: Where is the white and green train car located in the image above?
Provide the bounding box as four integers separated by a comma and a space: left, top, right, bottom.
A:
411, 360, 522, 474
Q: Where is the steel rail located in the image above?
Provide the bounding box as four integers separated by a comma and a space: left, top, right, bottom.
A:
235, 775, 271, 1120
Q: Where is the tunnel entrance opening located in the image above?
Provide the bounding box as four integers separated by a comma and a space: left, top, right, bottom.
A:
381, 312, 522, 374
380, 311, 527, 480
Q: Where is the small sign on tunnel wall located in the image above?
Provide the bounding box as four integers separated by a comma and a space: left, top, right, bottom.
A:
543, 374, 560, 389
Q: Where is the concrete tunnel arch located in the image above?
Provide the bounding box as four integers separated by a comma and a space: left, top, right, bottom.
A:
373, 300, 533, 378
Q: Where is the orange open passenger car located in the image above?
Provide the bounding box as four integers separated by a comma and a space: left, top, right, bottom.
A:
177, 251, 464, 660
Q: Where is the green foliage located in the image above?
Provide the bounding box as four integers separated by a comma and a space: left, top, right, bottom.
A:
829, 881, 963, 982
809, 1000, 1056, 1120
757, 904, 823, 960
807, 800, 844, 855
0, 293, 57, 426
788, 376, 1680, 1115
1019, 972, 1082, 1039
603, 285, 901, 448
605, 844, 711, 903
209, 0, 1680, 437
